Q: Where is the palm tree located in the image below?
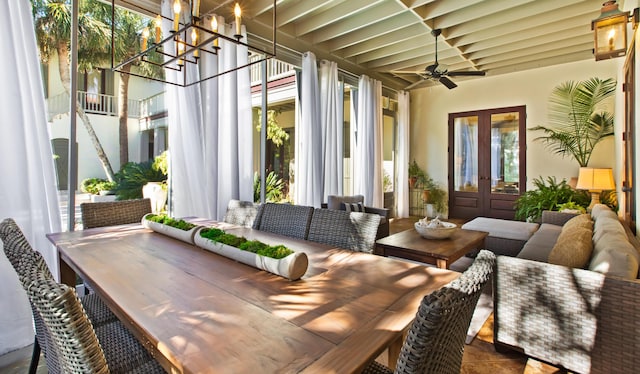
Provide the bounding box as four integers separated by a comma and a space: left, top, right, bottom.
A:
531, 77, 616, 167
32, 0, 116, 181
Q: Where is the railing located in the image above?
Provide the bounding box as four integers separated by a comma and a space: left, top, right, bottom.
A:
249, 55, 296, 85
46, 91, 141, 120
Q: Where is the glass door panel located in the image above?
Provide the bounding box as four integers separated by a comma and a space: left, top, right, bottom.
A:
453, 116, 479, 193
490, 112, 520, 195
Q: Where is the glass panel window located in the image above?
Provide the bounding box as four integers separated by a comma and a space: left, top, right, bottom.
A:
453, 116, 478, 192
490, 112, 520, 195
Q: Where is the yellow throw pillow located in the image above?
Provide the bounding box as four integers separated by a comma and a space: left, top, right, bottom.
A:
548, 227, 594, 268
562, 213, 593, 232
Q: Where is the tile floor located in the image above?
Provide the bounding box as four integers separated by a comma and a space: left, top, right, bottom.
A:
0, 215, 564, 373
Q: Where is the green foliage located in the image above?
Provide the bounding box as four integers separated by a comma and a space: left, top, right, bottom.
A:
531, 77, 616, 167
408, 159, 422, 178
145, 214, 196, 231
253, 171, 284, 203
408, 160, 448, 213
80, 178, 115, 194
256, 109, 289, 147
114, 153, 167, 200
199, 228, 294, 259
556, 201, 586, 214
514, 176, 590, 222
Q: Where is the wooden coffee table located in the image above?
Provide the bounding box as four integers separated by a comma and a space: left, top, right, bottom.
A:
375, 228, 488, 269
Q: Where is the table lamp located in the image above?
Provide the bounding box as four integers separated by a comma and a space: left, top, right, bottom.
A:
575, 167, 615, 211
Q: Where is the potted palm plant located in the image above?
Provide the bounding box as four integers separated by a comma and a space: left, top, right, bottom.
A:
530, 77, 616, 167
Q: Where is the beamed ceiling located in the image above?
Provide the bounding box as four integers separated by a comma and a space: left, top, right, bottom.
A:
115, 0, 627, 91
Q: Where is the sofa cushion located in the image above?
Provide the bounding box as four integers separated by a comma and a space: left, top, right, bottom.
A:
327, 195, 364, 210
591, 203, 614, 220
589, 246, 640, 279
517, 223, 563, 262
593, 216, 626, 244
461, 217, 539, 242
341, 202, 364, 212
562, 214, 593, 232
548, 227, 593, 268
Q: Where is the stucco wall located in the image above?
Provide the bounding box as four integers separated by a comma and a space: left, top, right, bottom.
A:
409, 58, 622, 194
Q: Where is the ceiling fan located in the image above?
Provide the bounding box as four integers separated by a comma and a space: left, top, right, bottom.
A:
394, 29, 486, 90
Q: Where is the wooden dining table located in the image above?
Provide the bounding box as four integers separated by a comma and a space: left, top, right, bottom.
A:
47, 219, 459, 374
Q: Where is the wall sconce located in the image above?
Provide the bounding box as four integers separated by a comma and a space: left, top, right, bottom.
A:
575, 167, 616, 211
591, 1, 635, 61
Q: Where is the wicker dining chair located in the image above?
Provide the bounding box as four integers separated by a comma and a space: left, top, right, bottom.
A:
1, 218, 117, 374
362, 250, 496, 374
80, 198, 152, 229
307, 208, 381, 253
22, 263, 166, 374
223, 199, 260, 227
252, 203, 315, 240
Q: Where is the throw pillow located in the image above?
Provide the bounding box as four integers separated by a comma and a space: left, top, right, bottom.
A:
548, 227, 593, 269
562, 214, 593, 232
327, 195, 364, 210
341, 202, 364, 212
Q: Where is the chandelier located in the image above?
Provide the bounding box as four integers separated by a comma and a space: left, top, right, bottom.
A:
110, 0, 277, 87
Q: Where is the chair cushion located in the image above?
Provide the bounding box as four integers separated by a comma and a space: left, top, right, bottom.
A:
548, 227, 593, 269
327, 195, 364, 210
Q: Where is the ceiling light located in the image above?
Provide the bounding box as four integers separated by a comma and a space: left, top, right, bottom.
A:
110, 0, 276, 87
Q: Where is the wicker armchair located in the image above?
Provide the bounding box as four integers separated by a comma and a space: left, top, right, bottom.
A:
80, 198, 152, 229
223, 199, 260, 227
23, 268, 166, 374
363, 250, 496, 374
307, 208, 381, 253
252, 203, 314, 240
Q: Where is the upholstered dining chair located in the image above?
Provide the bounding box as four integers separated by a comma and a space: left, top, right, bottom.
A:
223, 199, 260, 227
362, 250, 496, 374
80, 198, 152, 229
0, 218, 117, 374
252, 203, 314, 240
307, 208, 381, 253
21, 258, 166, 374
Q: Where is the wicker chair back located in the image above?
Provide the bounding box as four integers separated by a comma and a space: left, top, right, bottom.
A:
252, 203, 314, 240
80, 199, 152, 229
307, 208, 381, 253
223, 199, 260, 227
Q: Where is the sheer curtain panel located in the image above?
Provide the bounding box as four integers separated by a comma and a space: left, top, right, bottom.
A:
295, 52, 323, 207
164, 0, 252, 220
353, 75, 384, 207
396, 91, 410, 218
0, 0, 62, 354
319, 60, 343, 201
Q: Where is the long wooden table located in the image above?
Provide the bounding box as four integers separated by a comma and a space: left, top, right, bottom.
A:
48, 220, 459, 373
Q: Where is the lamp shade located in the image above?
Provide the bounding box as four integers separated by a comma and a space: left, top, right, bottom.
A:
592, 1, 629, 61
575, 168, 615, 191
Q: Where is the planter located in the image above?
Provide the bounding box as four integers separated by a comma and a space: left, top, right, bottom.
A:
194, 228, 308, 281
141, 214, 199, 244
142, 182, 168, 213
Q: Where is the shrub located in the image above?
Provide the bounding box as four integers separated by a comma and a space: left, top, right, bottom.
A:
81, 178, 116, 195
253, 171, 284, 203
514, 176, 590, 222
114, 154, 167, 200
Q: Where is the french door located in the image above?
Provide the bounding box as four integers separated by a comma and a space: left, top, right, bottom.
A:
448, 106, 526, 219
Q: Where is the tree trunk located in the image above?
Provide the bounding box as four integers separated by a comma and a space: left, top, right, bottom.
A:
118, 65, 131, 167
57, 41, 116, 182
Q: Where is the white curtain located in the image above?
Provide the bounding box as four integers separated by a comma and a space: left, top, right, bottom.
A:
319, 60, 342, 201
396, 91, 410, 218
164, 1, 252, 219
295, 52, 322, 207
353, 75, 383, 207
0, 0, 62, 354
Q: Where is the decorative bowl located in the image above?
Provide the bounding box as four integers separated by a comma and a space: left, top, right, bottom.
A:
414, 220, 457, 240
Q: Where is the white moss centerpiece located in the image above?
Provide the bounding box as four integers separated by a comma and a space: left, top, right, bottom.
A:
141, 213, 200, 244
194, 227, 308, 281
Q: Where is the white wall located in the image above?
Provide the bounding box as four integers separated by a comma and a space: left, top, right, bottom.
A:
409, 58, 621, 193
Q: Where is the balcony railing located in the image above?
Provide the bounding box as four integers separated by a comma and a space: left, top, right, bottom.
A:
46, 91, 141, 120
47, 58, 295, 122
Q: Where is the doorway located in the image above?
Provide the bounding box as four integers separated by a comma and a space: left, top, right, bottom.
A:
448, 106, 526, 219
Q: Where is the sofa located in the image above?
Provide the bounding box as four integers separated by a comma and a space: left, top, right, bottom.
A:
494, 204, 640, 373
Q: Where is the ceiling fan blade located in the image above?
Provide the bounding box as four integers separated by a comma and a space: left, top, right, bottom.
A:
391, 70, 425, 74
439, 76, 457, 89
405, 79, 429, 90
447, 70, 486, 77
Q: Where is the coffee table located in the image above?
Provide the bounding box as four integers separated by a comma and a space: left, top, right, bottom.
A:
375, 227, 488, 269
